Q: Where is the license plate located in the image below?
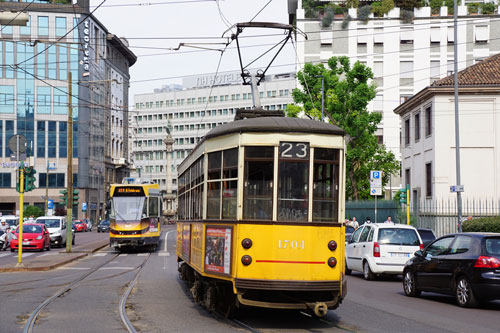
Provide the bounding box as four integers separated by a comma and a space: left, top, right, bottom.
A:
390, 252, 410, 257
22, 242, 30, 245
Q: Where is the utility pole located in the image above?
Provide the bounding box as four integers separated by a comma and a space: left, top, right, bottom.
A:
44, 160, 49, 215
17, 162, 24, 266
453, 0, 463, 232
66, 72, 73, 252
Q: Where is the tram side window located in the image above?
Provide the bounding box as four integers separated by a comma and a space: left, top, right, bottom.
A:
149, 197, 159, 217
313, 148, 340, 222
278, 142, 309, 222
207, 149, 238, 219
244, 146, 274, 220
178, 171, 186, 220
222, 148, 238, 219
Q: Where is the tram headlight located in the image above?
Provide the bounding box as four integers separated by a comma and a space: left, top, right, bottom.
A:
241, 255, 252, 266
327, 257, 337, 268
328, 240, 337, 251
241, 238, 253, 249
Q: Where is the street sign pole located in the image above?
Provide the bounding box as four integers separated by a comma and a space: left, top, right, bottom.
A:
17, 162, 24, 266
66, 72, 73, 253
375, 195, 377, 223
406, 184, 410, 225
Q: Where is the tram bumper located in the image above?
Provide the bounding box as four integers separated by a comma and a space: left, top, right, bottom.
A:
110, 236, 159, 248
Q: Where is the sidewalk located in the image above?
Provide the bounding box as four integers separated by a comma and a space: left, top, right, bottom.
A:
0, 238, 109, 272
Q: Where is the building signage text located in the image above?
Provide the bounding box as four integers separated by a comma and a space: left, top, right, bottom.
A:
81, 20, 90, 76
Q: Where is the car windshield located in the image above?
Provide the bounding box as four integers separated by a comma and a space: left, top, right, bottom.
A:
418, 230, 436, 242
101, 221, 110, 226
22, 225, 43, 233
111, 197, 146, 221
39, 219, 60, 228
485, 238, 500, 255
345, 226, 355, 233
6, 219, 17, 226
378, 228, 420, 246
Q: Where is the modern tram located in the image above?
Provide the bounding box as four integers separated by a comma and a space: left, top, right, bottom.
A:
109, 183, 161, 251
176, 111, 347, 317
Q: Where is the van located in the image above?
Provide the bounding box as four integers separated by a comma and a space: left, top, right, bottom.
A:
35, 216, 74, 247
0, 215, 19, 232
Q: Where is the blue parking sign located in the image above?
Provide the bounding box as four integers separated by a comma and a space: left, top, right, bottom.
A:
371, 170, 382, 180
48, 199, 53, 209
82, 202, 87, 212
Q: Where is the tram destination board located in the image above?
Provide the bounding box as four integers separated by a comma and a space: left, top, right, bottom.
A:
279, 142, 309, 159
113, 186, 145, 196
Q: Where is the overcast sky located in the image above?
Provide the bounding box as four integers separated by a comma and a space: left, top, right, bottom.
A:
90, 0, 297, 101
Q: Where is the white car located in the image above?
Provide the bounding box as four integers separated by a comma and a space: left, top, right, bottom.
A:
345, 223, 423, 280
36, 216, 75, 248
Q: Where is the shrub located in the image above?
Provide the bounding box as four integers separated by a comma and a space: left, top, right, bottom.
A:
400, 9, 415, 23
467, 2, 480, 14
480, 2, 496, 15
342, 14, 352, 29
346, 0, 359, 9
321, 9, 334, 27
429, 0, 443, 14
24, 205, 44, 219
395, 0, 423, 10
462, 217, 500, 233
373, 0, 395, 17
382, 0, 396, 13
445, 0, 462, 15
358, 5, 372, 23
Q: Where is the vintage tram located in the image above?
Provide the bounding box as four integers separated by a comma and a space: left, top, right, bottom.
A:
109, 183, 162, 251
176, 113, 347, 317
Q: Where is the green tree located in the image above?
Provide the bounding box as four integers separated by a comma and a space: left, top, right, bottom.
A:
291, 56, 400, 200
24, 205, 44, 219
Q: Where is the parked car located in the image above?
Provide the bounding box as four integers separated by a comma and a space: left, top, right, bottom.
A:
345, 223, 423, 280
97, 220, 110, 233
36, 216, 74, 248
73, 220, 88, 232
417, 228, 436, 248
10, 223, 51, 252
403, 232, 500, 307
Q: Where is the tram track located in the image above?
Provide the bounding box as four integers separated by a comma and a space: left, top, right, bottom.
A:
23, 252, 152, 333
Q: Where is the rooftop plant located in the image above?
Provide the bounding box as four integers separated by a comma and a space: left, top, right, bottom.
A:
358, 5, 372, 23
480, 2, 496, 14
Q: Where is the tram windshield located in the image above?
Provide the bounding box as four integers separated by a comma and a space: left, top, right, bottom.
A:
111, 197, 146, 221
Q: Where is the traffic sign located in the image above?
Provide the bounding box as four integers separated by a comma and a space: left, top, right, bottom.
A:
82, 202, 87, 212
450, 185, 464, 193
370, 170, 382, 180
48, 199, 53, 209
370, 188, 382, 196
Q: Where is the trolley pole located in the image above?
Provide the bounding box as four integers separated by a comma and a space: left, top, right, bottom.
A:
66, 72, 73, 253
17, 162, 24, 265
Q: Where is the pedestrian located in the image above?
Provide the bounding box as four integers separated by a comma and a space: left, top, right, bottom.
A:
351, 217, 359, 229
384, 216, 392, 223
365, 217, 371, 224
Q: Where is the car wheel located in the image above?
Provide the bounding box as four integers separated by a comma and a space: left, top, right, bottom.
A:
403, 270, 421, 297
363, 261, 375, 280
47, 243, 51, 251
98, 230, 100, 233
10, 248, 14, 252
345, 260, 352, 275
456, 277, 479, 308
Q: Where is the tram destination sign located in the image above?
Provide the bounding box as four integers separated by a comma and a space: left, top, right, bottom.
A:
279, 142, 309, 159
113, 186, 145, 196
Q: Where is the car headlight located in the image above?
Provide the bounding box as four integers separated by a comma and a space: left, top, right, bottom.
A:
36, 235, 42, 240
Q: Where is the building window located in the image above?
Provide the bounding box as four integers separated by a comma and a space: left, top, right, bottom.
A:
426, 163, 432, 197
0, 85, 15, 114
48, 121, 57, 158
425, 106, 432, 136
400, 61, 414, 84
39, 173, 65, 188
400, 95, 411, 105
400, 27, 414, 44
55, 17, 66, 37
0, 173, 11, 188
38, 16, 49, 36
20, 15, 31, 35
430, 60, 440, 81
430, 27, 440, 44
37, 121, 45, 157
404, 118, 410, 146
474, 25, 488, 43
59, 122, 67, 158
414, 113, 420, 142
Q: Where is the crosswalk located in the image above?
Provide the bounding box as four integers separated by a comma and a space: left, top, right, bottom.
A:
0, 251, 171, 260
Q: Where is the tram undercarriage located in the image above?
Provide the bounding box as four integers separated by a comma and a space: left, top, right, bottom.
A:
178, 262, 343, 318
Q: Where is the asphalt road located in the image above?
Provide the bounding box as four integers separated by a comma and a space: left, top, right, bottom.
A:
0, 229, 107, 266
1, 227, 499, 332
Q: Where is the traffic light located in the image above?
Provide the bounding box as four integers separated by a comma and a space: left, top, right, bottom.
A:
60, 189, 68, 206
24, 166, 36, 192
72, 189, 79, 206
16, 168, 21, 193
399, 188, 407, 203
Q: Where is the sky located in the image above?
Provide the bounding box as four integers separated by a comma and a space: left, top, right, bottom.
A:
90, 0, 297, 102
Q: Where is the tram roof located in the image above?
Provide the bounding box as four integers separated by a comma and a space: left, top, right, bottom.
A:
204, 117, 344, 140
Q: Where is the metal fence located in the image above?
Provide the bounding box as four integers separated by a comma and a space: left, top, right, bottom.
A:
346, 200, 400, 224
414, 198, 500, 237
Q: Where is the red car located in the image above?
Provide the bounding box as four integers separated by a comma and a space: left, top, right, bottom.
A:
10, 223, 51, 252
73, 220, 88, 232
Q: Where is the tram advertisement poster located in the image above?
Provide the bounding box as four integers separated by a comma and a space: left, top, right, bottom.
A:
204, 226, 232, 275
182, 224, 191, 261
149, 217, 159, 233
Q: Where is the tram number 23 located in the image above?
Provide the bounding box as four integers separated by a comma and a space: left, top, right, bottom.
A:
278, 240, 305, 249
280, 142, 309, 159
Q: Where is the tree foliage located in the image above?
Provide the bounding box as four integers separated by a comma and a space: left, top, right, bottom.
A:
24, 205, 44, 219
291, 57, 400, 200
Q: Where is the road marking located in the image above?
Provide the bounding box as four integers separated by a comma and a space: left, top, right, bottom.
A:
137, 253, 148, 256
0, 253, 11, 258
164, 229, 175, 252
56, 267, 90, 270
22, 253, 34, 257
158, 252, 170, 257
38, 253, 58, 257
119, 254, 128, 257
99, 267, 135, 270
93, 253, 108, 256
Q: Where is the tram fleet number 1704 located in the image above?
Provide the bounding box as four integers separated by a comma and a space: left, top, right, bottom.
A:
176, 114, 347, 317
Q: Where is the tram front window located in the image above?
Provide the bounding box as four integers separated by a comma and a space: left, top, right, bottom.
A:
278, 142, 309, 222
111, 197, 146, 221
244, 146, 273, 220
313, 148, 339, 222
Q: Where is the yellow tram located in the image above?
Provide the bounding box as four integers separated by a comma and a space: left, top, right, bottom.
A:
109, 183, 161, 251
176, 113, 347, 316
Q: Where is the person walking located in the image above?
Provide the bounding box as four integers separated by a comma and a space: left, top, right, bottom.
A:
384, 216, 392, 223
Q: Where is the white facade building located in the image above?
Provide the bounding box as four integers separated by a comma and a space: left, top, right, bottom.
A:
394, 53, 500, 204
129, 72, 296, 200
289, 1, 500, 190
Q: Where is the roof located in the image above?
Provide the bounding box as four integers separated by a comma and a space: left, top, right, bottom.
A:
204, 117, 344, 140
432, 53, 500, 87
